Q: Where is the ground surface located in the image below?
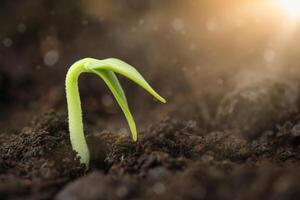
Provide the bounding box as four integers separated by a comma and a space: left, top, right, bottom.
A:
1, 80, 300, 200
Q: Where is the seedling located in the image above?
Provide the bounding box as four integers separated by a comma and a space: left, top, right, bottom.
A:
65, 58, 166, 167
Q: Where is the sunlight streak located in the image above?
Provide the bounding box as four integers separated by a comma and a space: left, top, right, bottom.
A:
276, 0, 300, 20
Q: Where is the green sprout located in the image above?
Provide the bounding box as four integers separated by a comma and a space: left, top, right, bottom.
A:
65, 58, 166, 167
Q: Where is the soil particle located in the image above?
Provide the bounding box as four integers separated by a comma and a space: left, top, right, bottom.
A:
104, 120, 203, 176
249, 114, 300, 164
55, 171, 139, 200
156, 162, 300, 200
216, 80, 299, 138
0, 112, 85, 199
204, 131, 251, 161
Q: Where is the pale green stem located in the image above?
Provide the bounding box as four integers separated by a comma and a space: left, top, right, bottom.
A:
65, 59, 90, 166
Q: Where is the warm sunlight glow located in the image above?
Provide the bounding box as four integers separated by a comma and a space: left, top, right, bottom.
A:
276, 0, 300, 20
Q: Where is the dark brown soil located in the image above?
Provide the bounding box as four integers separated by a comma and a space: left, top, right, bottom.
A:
1, 103, 300, 199
0, 113, 85, 199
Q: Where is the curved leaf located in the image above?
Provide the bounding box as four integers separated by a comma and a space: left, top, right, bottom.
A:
85, 58, 166, 103
83, 57, 166, 141
92, 69, 137, 141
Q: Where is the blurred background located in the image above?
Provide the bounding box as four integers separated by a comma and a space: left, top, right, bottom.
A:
1, 0, 300, 136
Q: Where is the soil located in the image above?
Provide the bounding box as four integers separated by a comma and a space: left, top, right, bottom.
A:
1, 80, 300, 200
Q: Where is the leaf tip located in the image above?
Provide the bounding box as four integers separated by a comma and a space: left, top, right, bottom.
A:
133, 134, 137, 142
160, 97, 167, 104
154, 94, 167, 104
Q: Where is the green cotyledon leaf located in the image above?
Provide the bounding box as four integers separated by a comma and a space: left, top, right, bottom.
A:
84, 58, 166, 141
85, 58, 166, 103
91, 69, 137, 140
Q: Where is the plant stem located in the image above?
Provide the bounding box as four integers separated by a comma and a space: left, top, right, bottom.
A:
65, 59, 90, 166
